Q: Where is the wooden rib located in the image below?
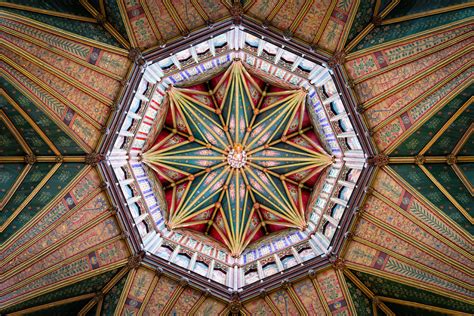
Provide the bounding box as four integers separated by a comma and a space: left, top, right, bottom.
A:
0, 163, 62, 232
0, 11, 122, 55
162, 0, 188, 35
9, 293, 96, 316
247, 127, 312, 155
241, 84, 268, 146
2, 54, 103, 131
382, 3, 474, 25
375, 169, 473, 253
137, 274, 160, 316
419, 99, 472, 155
335, 269, 357, 315
188, 294, 206, 315
452, 123, 473, 156
79, 0, 131, 49
378, 296, 472, 315
373, 190, 474, 261
2, 71, 92, 153
190, 0, 209, 21
2, 212, 112, 280
2, 38, 114, 107
343, 269, 395, 316
1, 89, 60, 155
0, 164, 31, 210
207, 81, 234, 147
336, 0, 362, 52
0, 109, 32, 154
451, 164, 473, 196
310, 276, 331, 315
312, 0, 337, 44
265, 0, 286, 22
418, 165, 473, 224
1, 236, 124, 297
383, 74, 472, 155
362, 46, 472, 109
79, 262, 132, 316
357, 213, 474, 280
347, 17, 472, 59
114, 269, 136, 316
0, 27, 124, 81
373, 0, 382, 16
263, 296, 282, 316
160, 283, 186, 315
351, 31, 473, 84
0, 2, 97, 22
349, 258, 473, 305
344, 0, 399, 53
139, 0, 164, 43
0, 166, 93, 254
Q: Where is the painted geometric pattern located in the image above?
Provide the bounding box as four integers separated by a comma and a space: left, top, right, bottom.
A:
143, 60, 332, 255
244, 0, 358, 52
352, 270, 474, 314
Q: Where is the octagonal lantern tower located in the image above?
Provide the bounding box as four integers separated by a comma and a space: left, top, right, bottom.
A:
100, 18, 374, 299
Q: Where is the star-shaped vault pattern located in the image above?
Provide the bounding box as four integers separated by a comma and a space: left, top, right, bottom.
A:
143, 61, 332, 255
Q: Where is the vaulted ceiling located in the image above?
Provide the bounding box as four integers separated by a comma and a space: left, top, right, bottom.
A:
0, 0, 473, 315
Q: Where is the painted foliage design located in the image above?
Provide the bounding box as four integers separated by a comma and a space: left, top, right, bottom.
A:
143, 60, 332, 255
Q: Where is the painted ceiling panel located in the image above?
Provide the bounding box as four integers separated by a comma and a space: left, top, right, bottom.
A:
354, 7, 474, 51
104, 0, 129, 41
2, 0, 92, 16
0, 120, 24, 156
386, 0, 473, 19
1, 1, 473, 314
391, 164, 473, 234
427, 103, 473, 156
0, 8, 120, 46
392, 85, 473, 156
0, 269, 119, 315
351, 270, 474, 314
345, 275, 374, 316
1, 80, 85, 155
346, 0, 376, 45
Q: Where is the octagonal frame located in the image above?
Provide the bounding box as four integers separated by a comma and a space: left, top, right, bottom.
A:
98, 15, 376, 302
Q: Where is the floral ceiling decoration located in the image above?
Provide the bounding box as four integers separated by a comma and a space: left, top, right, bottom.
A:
142, 60, 333, 256
106, 25, 368, 289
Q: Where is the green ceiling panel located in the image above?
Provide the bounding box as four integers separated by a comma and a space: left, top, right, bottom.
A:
458, 163, 473, 187
385, 302, 448, 316
102, 273, 128, 315
0, 163, 86, 243
345, 275, 373, 316
26, 299, 89, 316
392, 85, 473, 156
355, 7, 474, 51
386, 0, 472, 19
391, 164, 473, 234
0, 96, 51, 156
0, 164, 24, 202
2, 8, 120, 47
379, 0, 392, 12
424, 164, 472, 213
460, 134, 473, 156
2, 0, 91, 17
1, 79, 85, 155
347, 0, 376, 47
0, 163, 55, 228
104, 0, 129, 41
427, 104, 473, 156
0, 269, 119, 314
0, 120, 24, 156
351, 270, 474, 314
